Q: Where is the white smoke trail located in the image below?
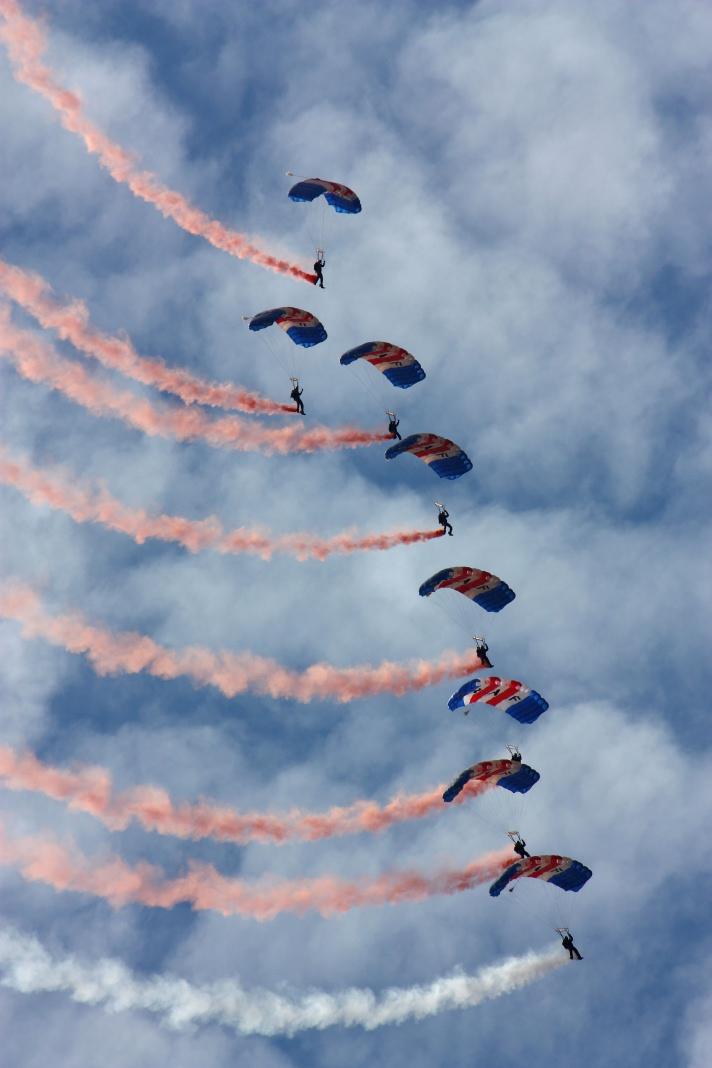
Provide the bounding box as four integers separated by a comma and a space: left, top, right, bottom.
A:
0, 925, 567, 1035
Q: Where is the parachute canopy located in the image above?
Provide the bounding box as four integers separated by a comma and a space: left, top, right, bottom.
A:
340, 342, 426, 389
385, 434, 473, 480
448, 677, 549, 723
489, 855, 593, 897
443, 758, 540, 803
288, 177, 362, 214
419, 566, 516, 612
248, 308, 327, 347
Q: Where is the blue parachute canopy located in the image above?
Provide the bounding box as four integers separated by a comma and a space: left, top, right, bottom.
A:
442, 758, 540, 803
385, 434, 473, 479
489, 855, 593, 897
288, 177, 362, 214
419, 566, 515, 612
248, 307, 327, 347
448, 677, 549, 723
340, 342, 426, 389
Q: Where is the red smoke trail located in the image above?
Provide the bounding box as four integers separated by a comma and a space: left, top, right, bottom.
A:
0, 447, 443, 560
0, 257, 293, 415
0, 743, 490, 845
0, 1, 315, 284
0, 582, 486, 703
0, 310, 389, 454
0, 820, 511, 918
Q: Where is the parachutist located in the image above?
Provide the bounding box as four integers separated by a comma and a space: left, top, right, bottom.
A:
562, 932, 583, 960
313, 253, 325, 289
388, 414, 401, 440
510, 749, 522, 763
512, 836, 530, 860
474, 637, 492, 669
290, 381, 305, 415
437, 505, 453, 536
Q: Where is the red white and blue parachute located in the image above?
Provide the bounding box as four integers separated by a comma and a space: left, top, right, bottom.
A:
385, 434, 473, 479
442, 758, 540, 803
448, 677, 549, 723
288, 177, 362, 214
419, 566, 516, 612
248, 308, 327, 347
489, 855, 593, 897
340, 342, 426, 389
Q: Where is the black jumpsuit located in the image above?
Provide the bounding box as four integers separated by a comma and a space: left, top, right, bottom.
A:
438, 509, 453, 535
291, 387, 304, 415
313, 259, 325, 288
562, 934, 583, 960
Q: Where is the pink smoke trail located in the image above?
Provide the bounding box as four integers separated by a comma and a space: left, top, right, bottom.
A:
0, 309, 389, 455
0, 743, 490, 845
0, 0, 315, 284
0, 446, 443, 560
0, 582, 486, 703
0, 257, 293, 415
0, 819, 511, 918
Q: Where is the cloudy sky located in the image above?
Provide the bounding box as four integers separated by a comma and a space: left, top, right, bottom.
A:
1, 0, 711, 1064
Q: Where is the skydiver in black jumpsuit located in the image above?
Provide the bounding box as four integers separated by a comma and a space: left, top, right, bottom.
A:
438, 507, 453, 536
475, 638, 492, 668
388, 414, 401, 440
290, 382, 305, 415
562, 932, 583, 960
512, 836, 531, 860
313, 254, 325, 289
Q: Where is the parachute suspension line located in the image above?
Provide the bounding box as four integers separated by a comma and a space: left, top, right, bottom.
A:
286, 173, 322, 260
346, 361, 390, 419
426, 590, 474, 634
255, 328, 297, 387
241, 314, 291, 384
355, 364, 383, 406
318, 199, 327, 259
466, 799, 513, 837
